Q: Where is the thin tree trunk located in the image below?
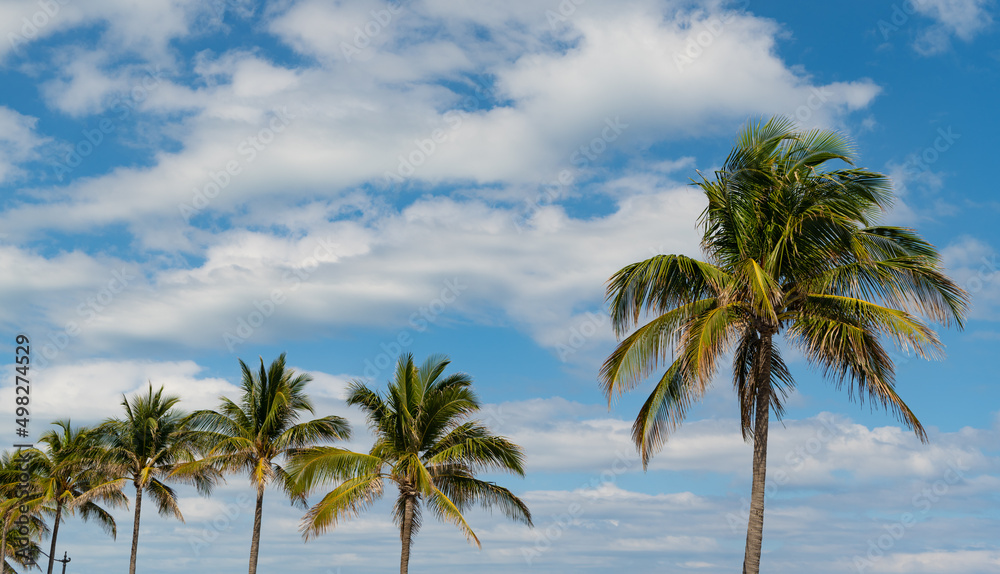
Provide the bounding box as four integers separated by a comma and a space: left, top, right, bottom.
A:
1, 512, 10, 574
45, 502, 61, 574
247, 487, 264, 574
129, 483, 143, 574
743, 332, 773, 574
399, 495, 415, 574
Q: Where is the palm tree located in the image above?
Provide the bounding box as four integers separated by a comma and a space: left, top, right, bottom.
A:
97, 383, 219, 574
290, 353, 532, 574
188, 353, 350, 574
600, 117, 968, 574
0, 501, 44, 574
0, 450, 46, 573
21, 421, 126, 574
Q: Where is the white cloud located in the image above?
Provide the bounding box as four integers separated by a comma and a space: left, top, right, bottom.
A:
0, 359, 238, 425
941, 236, 1000, 320
862, 550, 1000, 573
911, 0, 993, 54
2, 188, 703, 358
0, 106, 47, 183
0, 2, 882, 245
0, 0, 216, 64
918, 0, 993, 37
482, 396, 997, 486
39, 49, 167, 117
0, 244, 133, 327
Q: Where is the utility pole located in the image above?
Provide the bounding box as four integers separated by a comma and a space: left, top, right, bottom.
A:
37, 549, 70, 574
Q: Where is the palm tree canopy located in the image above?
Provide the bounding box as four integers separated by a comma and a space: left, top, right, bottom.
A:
21, 421, 127, 538
292, 353, 532, 546
188, 353, 351, 500
97, 383, 218, 520
0, 450, 48, 571
601, 116, 969, 467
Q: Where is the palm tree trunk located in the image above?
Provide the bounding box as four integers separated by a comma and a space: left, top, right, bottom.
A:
247, 487, 264, 574
742, 332, 773, 574
45, 502, 61, 574
129, 483, 143, 574
399, 495, 415, 574
1, 513, 10, 574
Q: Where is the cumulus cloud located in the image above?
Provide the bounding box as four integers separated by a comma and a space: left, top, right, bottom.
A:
876, 0, 996, 55
0, 1, 882, 246
0, 0, 230, 64
2, 188, 703, 360
913, 0, 993, 54
941, 236, 1000, 320
0, 106, 48, 184
0, 359, 238, 425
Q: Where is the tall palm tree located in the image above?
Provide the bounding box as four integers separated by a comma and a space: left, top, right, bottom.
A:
290, 353, 532, 574
189, 353, 350, 574
600, 117, 968, 574
97, 383, 219, 574
21, 421, 126, 574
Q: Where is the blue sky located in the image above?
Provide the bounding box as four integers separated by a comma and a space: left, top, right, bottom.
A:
1, 0, 999, 572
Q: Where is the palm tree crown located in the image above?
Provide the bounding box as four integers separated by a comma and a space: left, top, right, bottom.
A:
0, 450, 46, 574
601, 117, 968, 574
98, 383, 218, 574
291, 353, 532, 574
189, 353, 350, 574
22, 421, 126, 574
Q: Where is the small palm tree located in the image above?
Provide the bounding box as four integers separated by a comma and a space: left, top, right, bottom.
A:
601, 117, 968, 573
0, 451, 46, 573
189, 353, 350, 574
21, 421, 126, 574
291, 353, 532, 574
97, 383, 219, 574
